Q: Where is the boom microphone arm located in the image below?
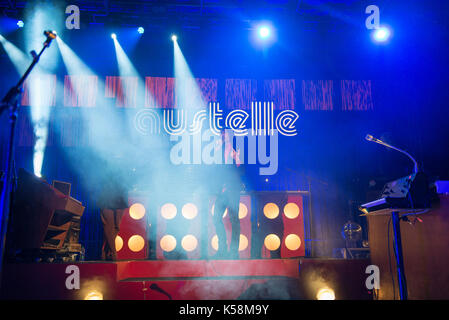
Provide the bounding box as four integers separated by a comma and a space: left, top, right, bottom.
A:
365, 134, 419, 174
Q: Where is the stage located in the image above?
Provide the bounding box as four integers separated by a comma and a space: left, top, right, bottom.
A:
1, 258, 371, 300
1, 0, 448, 304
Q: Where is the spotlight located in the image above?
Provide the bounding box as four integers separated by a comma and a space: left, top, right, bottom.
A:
372, 26, 391, 43
258, 26, 271, 38
171, 34, 177, 42
84, 290, 103, 300
111, 33, 117, 40
137, 27, 144, 34
17, 20, 24, 28
316, 287, 335, 300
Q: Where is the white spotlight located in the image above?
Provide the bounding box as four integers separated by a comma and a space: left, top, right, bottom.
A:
316, 287, 335, 300
372, 26, 391, 43
171, 34, 177, 42
258, 26, 271, 38
111, 33, 117, 40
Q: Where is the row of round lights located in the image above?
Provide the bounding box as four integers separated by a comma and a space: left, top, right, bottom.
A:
263, 202, 300, 219
159, 202, 249, 220
129, 233, 301, 252
115, 232, 302, 253
158, 233, 250, 252
264, 233, 302, 251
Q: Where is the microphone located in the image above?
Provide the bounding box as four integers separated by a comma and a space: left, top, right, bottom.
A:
365, 134, 419, 173
44, 30, 57, 39
43, 30, 57, 47
149, 283, 172, 300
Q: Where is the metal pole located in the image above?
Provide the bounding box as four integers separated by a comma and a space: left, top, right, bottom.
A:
391, 211, 408, 300
0, 31, 56, 286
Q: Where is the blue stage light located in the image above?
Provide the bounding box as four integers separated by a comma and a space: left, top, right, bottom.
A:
17, 20, 24, 28
137, 27, 144, 34
258, 26, 271, 38
372, 27, 391, 43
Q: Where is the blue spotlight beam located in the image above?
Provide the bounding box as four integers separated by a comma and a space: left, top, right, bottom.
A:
112, 35, 150, 107
173, 39, 207, 110
0, 30, 57, 286
0, 34, 32, 74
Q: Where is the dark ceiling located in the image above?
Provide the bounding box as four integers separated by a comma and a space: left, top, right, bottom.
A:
0, 0, 366, 29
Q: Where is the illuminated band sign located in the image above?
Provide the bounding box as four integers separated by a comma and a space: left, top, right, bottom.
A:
134, 102, 299, 137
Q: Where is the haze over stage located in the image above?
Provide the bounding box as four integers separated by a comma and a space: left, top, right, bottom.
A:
0, 1, 448, 302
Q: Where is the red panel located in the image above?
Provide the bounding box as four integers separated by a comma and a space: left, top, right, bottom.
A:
116, 198, 148, 260
63, 75, 98, 107
155, 201, 202, 260
145, 77, 175, 108
21, 74, 57, 107
341, 80, 374, 111
281, 194, 305, 258
263, 79, 296, 110
105, 76, 139, 108
116, 259, 300, 280
239, 195, 252, 258
155, 203, 166, 260
302, 80, 334, 111
258, 192, 305, 259
225, 78, 258, 110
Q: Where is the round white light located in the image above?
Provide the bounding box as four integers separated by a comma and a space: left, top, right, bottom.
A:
161, 203, 177, 220
316, 287, 335, 300
129, 203, 146, 220
258, 26, 270, 38
373, 27, 391, 43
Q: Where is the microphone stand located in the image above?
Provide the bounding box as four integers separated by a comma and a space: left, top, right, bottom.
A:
0, 31, 56, 285
365, 134, 417, 300
365, 135, 418, 174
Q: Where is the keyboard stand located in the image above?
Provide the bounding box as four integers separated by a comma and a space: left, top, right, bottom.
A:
391, 211, 407, 300
360, 208, 417, 300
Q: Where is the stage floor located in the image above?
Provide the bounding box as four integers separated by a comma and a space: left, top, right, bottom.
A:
0, 258, 371, 300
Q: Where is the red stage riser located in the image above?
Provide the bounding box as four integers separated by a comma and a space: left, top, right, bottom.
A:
1, 259, 372, 300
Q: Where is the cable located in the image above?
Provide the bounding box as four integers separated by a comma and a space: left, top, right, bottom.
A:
387, 216, 395, 300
